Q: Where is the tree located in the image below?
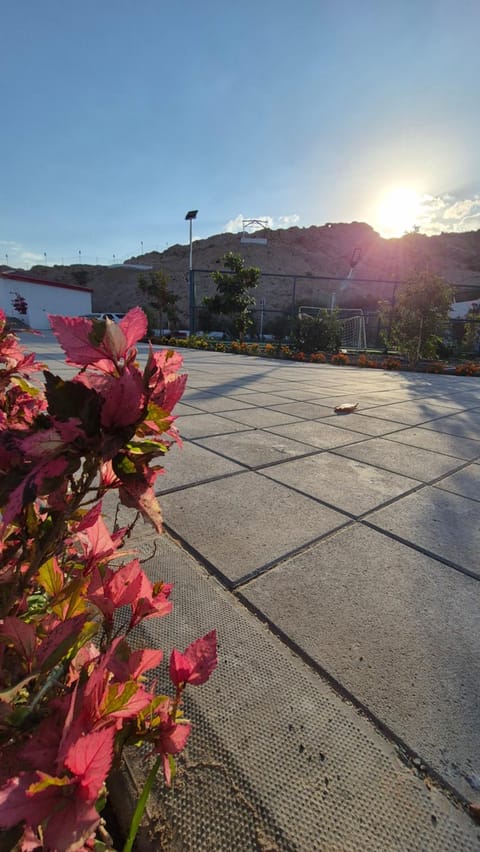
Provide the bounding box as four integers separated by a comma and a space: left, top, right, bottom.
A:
138, 270, 179, 332
380, 271, 454, 366
11, 291, 28, 316
204, 252, 260, 340
291, 310, 342, 354
462, 302, 480, 354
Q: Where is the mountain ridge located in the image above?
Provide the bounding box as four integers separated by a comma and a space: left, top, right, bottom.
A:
4, 222, 480, 322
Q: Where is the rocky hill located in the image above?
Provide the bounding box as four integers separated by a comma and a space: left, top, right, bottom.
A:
5, 223, 480, 325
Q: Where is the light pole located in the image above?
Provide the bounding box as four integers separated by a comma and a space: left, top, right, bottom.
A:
185, 210, 198, 333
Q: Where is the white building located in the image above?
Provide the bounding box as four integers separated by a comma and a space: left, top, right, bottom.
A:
449, 299, 479, 319
0, 272, 92, 330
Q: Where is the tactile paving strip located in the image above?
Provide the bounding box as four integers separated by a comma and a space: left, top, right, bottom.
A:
112, 528, 480, 851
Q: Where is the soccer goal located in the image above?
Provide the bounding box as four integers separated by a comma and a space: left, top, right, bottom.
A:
340, 313, 367, 350
298, 307, 367, 350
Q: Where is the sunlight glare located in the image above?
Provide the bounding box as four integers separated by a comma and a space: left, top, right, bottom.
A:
375, 187, 422, 237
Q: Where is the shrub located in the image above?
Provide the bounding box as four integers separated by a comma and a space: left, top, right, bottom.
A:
381, 356, 402, 370
379, 271, 454, 366
203, 253, 260, 341
425, 361, 446, 373
455, 362, 480, 376
310, 352, 327, 363
291, 310, 342, 355
0, 309, 217, 850
357, 353, 379, 368
330, 352, 350, 365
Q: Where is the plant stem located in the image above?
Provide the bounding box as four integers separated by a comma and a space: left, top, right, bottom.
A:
121, 756, 161, 852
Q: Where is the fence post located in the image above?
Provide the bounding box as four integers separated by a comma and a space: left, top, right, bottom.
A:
189, 269, 196, 334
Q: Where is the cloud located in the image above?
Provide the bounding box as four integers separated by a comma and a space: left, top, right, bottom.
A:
0, 240, 45, 269
223, 214, 300, 234
418, 194, 480, 234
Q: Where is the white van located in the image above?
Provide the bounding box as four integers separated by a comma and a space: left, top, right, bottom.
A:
80, 313, 127, 323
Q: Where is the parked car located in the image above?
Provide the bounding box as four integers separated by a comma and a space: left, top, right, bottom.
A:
195, 330, 232, 340
79, 312, 127, 323
5, 316, 31, 332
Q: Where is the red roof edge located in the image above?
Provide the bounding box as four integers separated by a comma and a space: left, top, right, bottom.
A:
2, 272, 93, 294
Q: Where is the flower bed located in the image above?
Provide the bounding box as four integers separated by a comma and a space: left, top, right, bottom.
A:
151, 335, 480, 377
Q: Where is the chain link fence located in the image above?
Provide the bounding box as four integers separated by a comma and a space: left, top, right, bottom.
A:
190, 268, 480, 353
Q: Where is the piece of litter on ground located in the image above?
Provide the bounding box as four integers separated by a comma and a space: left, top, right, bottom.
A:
334, 403, 358, 414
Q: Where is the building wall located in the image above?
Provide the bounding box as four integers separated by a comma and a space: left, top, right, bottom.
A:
0, 277, 92, 329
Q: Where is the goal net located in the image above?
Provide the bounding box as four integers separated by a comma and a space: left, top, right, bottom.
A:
297, 307, 367, 350
340, 314, 367, 350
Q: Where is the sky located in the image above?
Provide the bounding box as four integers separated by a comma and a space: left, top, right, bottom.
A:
1, 0, 480, 269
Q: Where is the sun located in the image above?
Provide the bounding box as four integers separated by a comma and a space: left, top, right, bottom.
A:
375, 187, 422, 238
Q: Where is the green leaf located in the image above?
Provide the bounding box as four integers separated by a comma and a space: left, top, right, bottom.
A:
38, 557, 64, 597
122, 756, 161, 852
126, 439, 167, 455
113, 455, 137, 477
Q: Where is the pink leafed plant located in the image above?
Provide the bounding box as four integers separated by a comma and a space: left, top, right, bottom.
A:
0, 309, 217, 851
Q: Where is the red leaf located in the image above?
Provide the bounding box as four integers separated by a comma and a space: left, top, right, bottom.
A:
183, 630, 217, 685
119, 307, 148, 349
49, 315, 111, 367
76, 503, 123, 565
127, 648, 163, 679
64, 727, 115, 801
151, 348, 184, 378
36, 614, 87, 669
169, 648, 192, 687
106, 560, 144, 607
150, 373, 187, 413
0, 617, 36, 664
159, 721, 191, 757
99, 368, 145, 429
119, 480, 163, 533
109, 647, 163, 682
0, 773, 56, 828
43, 797, 100, 851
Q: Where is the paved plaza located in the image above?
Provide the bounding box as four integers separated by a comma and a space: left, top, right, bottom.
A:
35, 332, 480, 850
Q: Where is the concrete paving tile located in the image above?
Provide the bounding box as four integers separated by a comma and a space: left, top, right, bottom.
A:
335, 437, 466, 481
270, 387, 325, 401
419, 410, 480, 441
265, 420, 369, 449
434, 463, 480, 502
195, 430, 315, 468
241, 524, 480, 798
178, 412, 251, 439
318, 413, 409, 436
161, 472, 348, 582
269, 400, 336, 419
218, 407, 302, 429
167, 401, 203, 416
181, 395, 256, 413
155, 441, 245, 492
306, 393, 406, 409
261, 452, 419, 515
227, 391, 294, 406
361, 401, 463, 425
117, 535, 480, 851
385, 427, 480, 460
368, 487, 480, 576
